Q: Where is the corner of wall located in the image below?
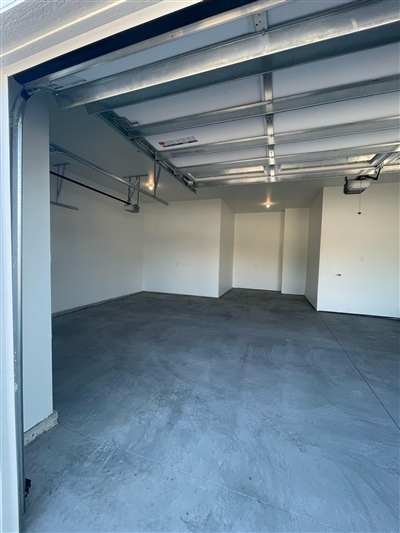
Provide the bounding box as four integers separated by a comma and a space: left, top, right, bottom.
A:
305, 190, 323, 310
218, 200, 235, 297
281, 208, 310, 296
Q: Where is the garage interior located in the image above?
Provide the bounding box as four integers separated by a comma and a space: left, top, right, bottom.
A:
3, 0, 400, 531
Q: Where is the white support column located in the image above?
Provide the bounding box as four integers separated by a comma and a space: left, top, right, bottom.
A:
282, 208, 309, 295
22, 92, 54, 432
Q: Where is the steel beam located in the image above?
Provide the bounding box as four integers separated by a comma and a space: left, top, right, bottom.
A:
113, 76, 399, 139
195, 167, 400, 187
180, 142, 400, 176
274, 117, 400, 145
157, 135, 271, 159
275, 143, 400, 166
133, 137, 197, 192
23, 0, 290, 92
195, 165, 400, 186
99, 112, 196, 193
192, 161, 393, 179
55, 1, 400, 112
156, 116, 399, 159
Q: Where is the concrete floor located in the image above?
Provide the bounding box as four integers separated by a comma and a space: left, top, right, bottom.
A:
23, 290, 399, 532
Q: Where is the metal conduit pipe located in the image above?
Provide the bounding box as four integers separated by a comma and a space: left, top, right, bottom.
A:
10, 89, 32, 518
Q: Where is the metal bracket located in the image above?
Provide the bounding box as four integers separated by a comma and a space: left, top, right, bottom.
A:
263, 73, 276, 181
53, 163, 69, 203
50, 142, 168, 205
252, 10, 268, 32
10, 89, 31, 518
154, 162, 161, 194
99, 111, 196, 194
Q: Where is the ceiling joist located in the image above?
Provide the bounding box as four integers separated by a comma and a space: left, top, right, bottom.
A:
39, 0, 399, 192
22, 0, 290, 91
179, 142, 400, 175
55, 1, 400, 113
122, 76, 399, 140
155, 116, 399, 160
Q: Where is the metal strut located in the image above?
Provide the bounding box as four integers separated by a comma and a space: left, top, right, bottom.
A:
49, 170, 145, 206
50, 142, 169, 206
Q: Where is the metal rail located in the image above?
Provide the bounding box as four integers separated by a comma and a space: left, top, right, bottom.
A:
97, 113, 196, 193
49, 170, 149, 207
178, 141, 400, 176
10, 89, 31, 519
23, 0, 290, 92
49, 143, 169, 206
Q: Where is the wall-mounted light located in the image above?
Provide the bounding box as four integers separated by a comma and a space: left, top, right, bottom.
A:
266, 203, 271, 208
148, 185, 154, 191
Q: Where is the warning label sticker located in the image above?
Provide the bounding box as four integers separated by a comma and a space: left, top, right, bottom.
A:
158, 136, 198, 148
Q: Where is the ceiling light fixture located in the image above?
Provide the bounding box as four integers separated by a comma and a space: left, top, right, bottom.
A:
266, 203, 271, 208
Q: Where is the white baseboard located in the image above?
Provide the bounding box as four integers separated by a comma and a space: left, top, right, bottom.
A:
24, 410, 58, 445
52, 291, 144, 317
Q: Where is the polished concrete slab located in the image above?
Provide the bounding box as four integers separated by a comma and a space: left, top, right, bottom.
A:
23, 290, 400, 532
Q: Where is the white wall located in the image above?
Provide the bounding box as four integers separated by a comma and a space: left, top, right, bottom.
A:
22, 92, 53, 431
219, 201, 235, 296
144, 200, 222, 297
305, 191, 323, 308
233, 212, 284, 291
282, 208, 309, 295
318, 183, 400, 318
50, 174, 144, 313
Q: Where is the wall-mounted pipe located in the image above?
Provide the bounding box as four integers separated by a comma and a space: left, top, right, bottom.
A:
10, 89, 31, 518
50, 142, 168, 206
